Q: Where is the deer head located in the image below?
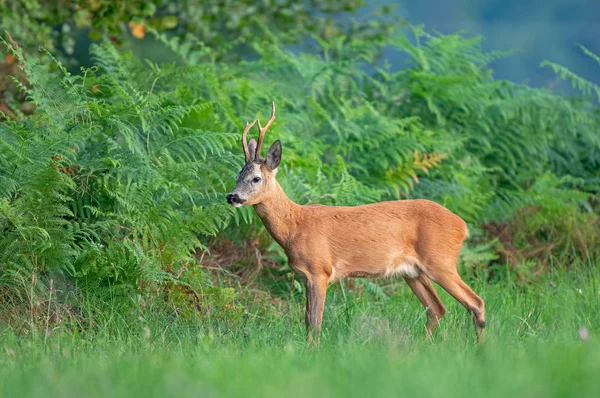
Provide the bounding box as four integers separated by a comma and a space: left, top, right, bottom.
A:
227, 102, 282, 207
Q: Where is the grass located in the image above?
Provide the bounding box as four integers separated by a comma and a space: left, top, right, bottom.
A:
0, 261, 598, 397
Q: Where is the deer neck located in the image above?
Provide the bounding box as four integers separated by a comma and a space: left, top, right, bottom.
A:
253, 180, 302, 248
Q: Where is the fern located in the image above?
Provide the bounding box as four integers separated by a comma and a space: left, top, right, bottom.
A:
0, 38, 239, 312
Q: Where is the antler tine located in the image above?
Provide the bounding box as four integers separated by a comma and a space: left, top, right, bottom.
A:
255, 101, 276, 159
242, 119, 258, 162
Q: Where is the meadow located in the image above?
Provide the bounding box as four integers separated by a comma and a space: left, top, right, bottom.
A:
1, 260, 598, 397
1, 2, 600, 397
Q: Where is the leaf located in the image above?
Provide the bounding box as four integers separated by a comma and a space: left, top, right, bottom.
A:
128, 22, 146, 39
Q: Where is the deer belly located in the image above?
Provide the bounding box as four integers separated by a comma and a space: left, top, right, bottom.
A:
330, 256, 421, 282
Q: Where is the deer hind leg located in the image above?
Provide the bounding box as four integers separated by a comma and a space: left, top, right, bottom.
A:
404, 274, 447, 336
425, 267, 486, 344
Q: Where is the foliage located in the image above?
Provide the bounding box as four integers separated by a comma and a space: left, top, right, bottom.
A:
0, 36, 240, 327
1, 18, 600, 329
0, 0, 397, 62
482, 174, 598, 274
1, 0, 160, 56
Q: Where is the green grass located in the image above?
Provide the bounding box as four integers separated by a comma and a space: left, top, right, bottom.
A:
1, 263, 598, 397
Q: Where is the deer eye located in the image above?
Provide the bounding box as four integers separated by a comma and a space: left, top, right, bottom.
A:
252, 177, 261, 183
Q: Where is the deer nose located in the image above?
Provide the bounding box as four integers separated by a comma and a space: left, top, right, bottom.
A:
226, 193, 245, 205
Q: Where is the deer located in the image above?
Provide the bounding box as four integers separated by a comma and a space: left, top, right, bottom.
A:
226, 102, 486, 344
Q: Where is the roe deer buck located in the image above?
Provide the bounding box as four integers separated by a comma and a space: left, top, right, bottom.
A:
227, 102, 486, 344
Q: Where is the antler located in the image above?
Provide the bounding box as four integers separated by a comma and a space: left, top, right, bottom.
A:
242, 119, 258, 162
255, 101, 276, 159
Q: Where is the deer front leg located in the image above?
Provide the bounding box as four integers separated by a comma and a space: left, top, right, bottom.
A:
305, 276, 328, 345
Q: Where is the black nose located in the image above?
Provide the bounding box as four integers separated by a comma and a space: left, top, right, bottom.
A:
226, 193, 245, 205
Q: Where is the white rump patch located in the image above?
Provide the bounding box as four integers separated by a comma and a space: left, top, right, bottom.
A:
385, 261, 421, 279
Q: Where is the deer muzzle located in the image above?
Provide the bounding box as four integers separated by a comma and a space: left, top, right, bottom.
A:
226, 193, 246, 207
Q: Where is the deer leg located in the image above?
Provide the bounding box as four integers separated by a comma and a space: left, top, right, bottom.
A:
426, 269, 486, 344
305, 276, 328, 345
404, 274, 447, 335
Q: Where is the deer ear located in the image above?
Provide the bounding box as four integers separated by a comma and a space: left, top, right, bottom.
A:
247, 138, 257, 162
266, 140, 282, 170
